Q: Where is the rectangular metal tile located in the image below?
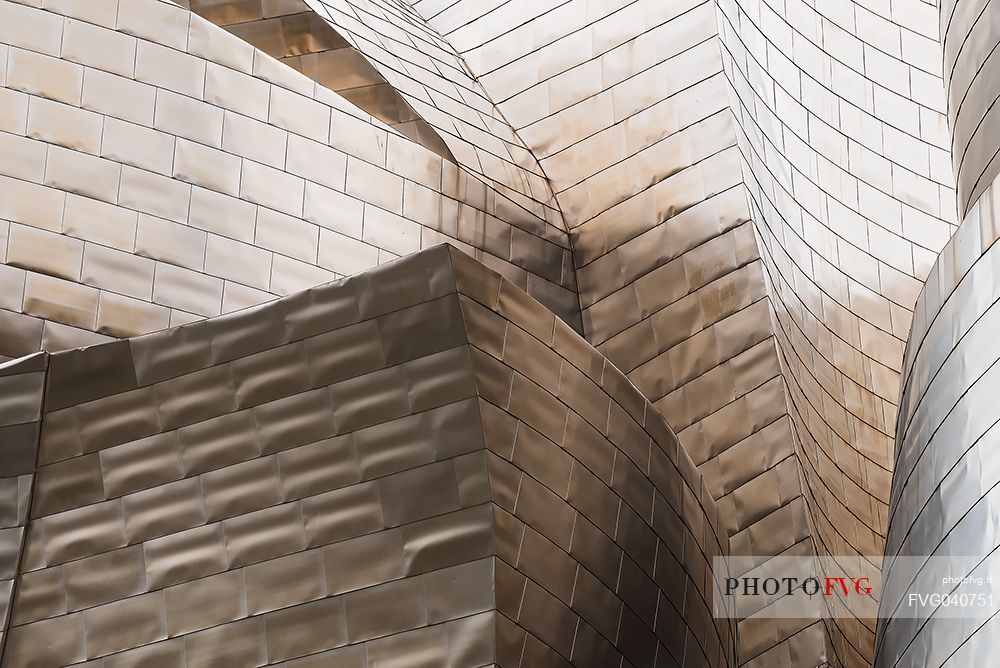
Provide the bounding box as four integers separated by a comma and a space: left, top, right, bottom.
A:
262, 595, 347, 663
163, 569, 245, 638
300, 481, 384, 547
343, 577, 427, 643
245, 548, 325, 614
323, 528, 404, 595
377, 460, 461, 527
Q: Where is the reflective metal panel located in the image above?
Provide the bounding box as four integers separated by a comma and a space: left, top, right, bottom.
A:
0, 0, 579, 358
877, 175, 1000, 668
0, 246, 734, 668
942, 0, 1000, 217
710, 0, 957, 662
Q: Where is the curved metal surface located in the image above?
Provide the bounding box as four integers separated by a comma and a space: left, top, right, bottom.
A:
300, 0, 568, 232
0, 0, 578, 362
876, 174, 1000, 668
449, 247, 736, 668
715, 0, 958, 664
6, 1, 1000, 667
0, 353, 45, 662
176, 0, 457, 161
941, 0, 1000, 217
0, 245, 735, 668
402, 4, 812, 662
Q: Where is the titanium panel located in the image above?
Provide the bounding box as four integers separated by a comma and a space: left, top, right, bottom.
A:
3, 1, 992, 666
177, 0, 457, 162
405, 0, 813, 663
301, 0, 571, 243
877, 174, 1000, 668
0, 353, 46, 663
0, 246, 735, 668
0, 0, 579, 360
714, 0, 958, 663
941, 0, 1000, 217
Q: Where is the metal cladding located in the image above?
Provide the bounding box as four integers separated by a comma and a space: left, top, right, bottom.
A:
0, 0, 578, 362
874, 5, 1000, 664
2, 1, 1000, 667
300, 0, 569, 232
392, 9, 810, 668
942, 0, 1000, 217
176, 0, 457, 161
877, 174, 1000, 667
715, 0, 960, 664
0, 352, 46, 657
406, 0, 800, 561
404, 1, 827, 664
0, 245, 734, 668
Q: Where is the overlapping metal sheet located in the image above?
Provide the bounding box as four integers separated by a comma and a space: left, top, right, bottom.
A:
878, 173, 1000, 668
0, 246, 734, 668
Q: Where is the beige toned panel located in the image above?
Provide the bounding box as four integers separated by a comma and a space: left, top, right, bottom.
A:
241, 159, 306, 216
100, 117, 176, 176
222, 110, 288, 167
61, 17, 137, 78
7, 224, 84, 282
119, 166, 192, 224
206, 62, 270, 120
81, 244, 156, 300
188, 187, 257, 243
44, 145, 121, 204
0, 132, 46, 183
135, 214, 207, 271
23, 272, 99, 330
96, 292, 172, 338
135, 39, 206, 99
269, 84, 330, 142
0, 88, 29, 134
7, 47, 83, 106
0, 1, 63, 55
285, 132, 347, 190
81, 68, 157, 127
3, 247, 733, 668
153, 90, 224, 148
302, 181, 362, 237
117, 0, 192, 50
318, 228, 378, 275
151, 262, 224, 317
255, 208, 320, 264
173, 138, 243, 195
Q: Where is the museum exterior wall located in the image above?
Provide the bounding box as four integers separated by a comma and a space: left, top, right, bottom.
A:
0, 246, 735, 668
941, 0, 1000, 217
0, 0, 577, 362
876, 173, 1000, 668
715, 0, 957, 663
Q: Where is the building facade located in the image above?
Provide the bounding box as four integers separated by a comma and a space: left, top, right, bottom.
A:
0, 1, 996, 667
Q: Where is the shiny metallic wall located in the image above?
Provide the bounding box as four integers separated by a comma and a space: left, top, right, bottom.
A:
302, 0, 569, 232
407, 13, 806, 658
0, 0, 577, 361
450, 247, 736, 668
4, 1, 997, 667
0, 245, 735, 668
715, 0, 958, 663
175, 0, 456, 160
941, 0, 1000, 217
0, 353, 44, 658
876, 175, 1000, 667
